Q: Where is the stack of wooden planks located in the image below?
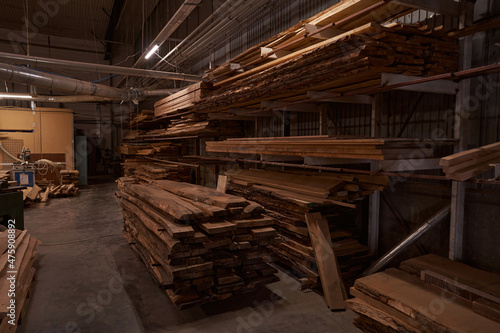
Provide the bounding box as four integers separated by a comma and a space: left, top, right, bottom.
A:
117, 142, 181, 156
137, 119, 242, 140
47, 184, 79, 198
440, 142, 500, 181
193, 21, 458, 115
207, 137, 455, 160
204, 0, 413, 83
0, 228, 40, 332
154, 82, 216, 118
347, 254, 500, 332
225, 169, 386, 292
132, 163, 191, 183
128, 109, 154, 128
60, 170, 79, 185
118, 179, 280, 309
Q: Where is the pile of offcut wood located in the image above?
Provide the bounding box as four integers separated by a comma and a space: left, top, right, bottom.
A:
118, 179, 280, 309
0, 170, 10, 181
0, 228, 40, 332
347, 254, 500, 332
60, 169, 79, 185
225, 169, 386, 290
440, 142, 500, 181
127, 109, 154, 127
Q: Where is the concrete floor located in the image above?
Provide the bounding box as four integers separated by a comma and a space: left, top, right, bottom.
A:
19, 180, 361, 333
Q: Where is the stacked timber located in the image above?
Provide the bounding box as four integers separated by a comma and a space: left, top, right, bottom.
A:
117, 142, 181, 157
347, 255, 500, 332
154, 82, 216, 118
132, 164, 191, 183
128, 109, 154, 128
0, 228, 40, 332
193, 21, 459, 114
440, 142, 500, 181
207, 137, 455, 160
60, 170, 79, 185
48, 184, 79, 198
204, 0, 413, 83
139, 118, 242, 139
225, 169, 387, 289
118, 180, 280, 309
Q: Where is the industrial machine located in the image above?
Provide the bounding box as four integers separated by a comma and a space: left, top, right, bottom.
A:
12, 147, 35, 187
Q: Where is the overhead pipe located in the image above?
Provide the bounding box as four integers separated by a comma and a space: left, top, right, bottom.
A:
0, 51, 204, 83
362, 204, 451, 276
0, 62, 178, 101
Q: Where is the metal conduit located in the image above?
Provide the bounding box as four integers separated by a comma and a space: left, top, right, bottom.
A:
0, 62, 178, 102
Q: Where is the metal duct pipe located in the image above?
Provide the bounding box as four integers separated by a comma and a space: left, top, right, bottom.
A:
0, 51, 204, 82
363, 204, 451, 276
0, 62, 176, 101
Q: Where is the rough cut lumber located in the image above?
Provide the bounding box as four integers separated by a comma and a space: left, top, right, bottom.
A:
400, 254, 500, 304
305, 212, 346, 310
118, 179, 279, 309
353, 268, 500, 332
152, 180, 248, 209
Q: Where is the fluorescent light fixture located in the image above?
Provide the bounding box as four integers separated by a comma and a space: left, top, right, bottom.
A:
0, 93, 32, 99
145, 45, 160, 59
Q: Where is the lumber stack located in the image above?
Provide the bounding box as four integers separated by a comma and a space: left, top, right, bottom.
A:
225, 169, 386, 289
60, 170, 79, 186
0, 228, 40, 332
207, 137, 455, 160
440, 142, 500, 181
204, 0, 413, 83
347, 255, 500, 332
118, 179, 280, 309
193, 21, 458, 115
128, 109, 154, 128
48, 184, 79, 198
132, 163, 191, 183
154, 82, 216, 118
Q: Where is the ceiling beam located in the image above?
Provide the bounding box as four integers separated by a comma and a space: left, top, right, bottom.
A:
104, 0, 126, 60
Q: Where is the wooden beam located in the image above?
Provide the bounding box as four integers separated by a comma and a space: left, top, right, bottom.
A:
229, 109, 273, 117
381, 73, 457, 95
261, 47, 292, 59
307, 91, 373, 104
304, 23, 345, 40
305, 212, 346, 310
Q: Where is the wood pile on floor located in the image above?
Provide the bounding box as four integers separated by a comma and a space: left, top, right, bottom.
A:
127, 109, 154, 128
21, 182, 79, 205
192, 20, 458, 115
0, 228, 40, 332
225, 169, 386, 291
346, 254, 500, 332
60, 170, 79, 185
440, 142, 500, 181
154, 82, 216, 118
207, 137, 456, 160
118, 179, 280, 309
0, 170, 10, 181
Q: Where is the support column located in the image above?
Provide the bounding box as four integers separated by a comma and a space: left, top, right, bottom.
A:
449, 4, 473, 260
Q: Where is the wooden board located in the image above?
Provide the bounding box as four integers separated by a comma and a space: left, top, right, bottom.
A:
305, 212, 346, 310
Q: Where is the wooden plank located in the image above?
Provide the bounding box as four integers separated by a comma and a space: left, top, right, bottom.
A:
216, 175, 228, 193
199, 221, 237, 235
400, 254, 500, 303
152, 180, 248, 209
440, 142, 500, 167
305, 212, 346, 310
354, 268, 500, 332
474, 298, 500, 323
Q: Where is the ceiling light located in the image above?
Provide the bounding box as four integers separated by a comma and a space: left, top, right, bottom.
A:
0, 93, 32, 99
145, 45, 160, 59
